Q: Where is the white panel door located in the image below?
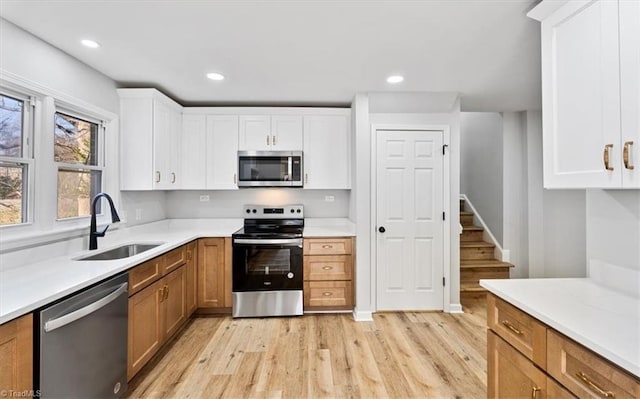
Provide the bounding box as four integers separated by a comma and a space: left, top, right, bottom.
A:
271, 115, 303, 150
180, 114, 206, 189
206, 115, 239, 189
303, 114, 350, 189
239, 115, 270, 150
376, 130, 444, 311
543, 0, 621, 188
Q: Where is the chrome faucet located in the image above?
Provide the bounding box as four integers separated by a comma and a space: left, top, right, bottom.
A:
89, 193, 121, 250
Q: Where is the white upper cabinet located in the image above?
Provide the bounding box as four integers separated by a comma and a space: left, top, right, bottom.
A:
118, 89, 182, 190
180, 114, 207, 189
530, 0, 639, 188
303, 112, 351, 189
206, 115, 239, 189
239, 115, 302, 151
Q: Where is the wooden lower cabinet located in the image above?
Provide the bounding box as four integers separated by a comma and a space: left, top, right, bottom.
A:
303, 237, 354, 310
163, 267, 186, 339
488, 331, 573, 399
0, 314, 33, 394
185, 241, 198, 315
197, 237, 232, 309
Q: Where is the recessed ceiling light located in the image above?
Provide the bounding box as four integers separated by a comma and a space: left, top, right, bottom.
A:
81, 39, 100, 48
206, 72, 225, 81
386, 75, 404, 84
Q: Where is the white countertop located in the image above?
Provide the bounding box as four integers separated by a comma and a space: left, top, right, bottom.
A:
480, 278, 640, 378
0, 217, 354, 324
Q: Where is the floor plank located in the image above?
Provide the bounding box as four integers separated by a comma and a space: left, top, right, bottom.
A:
125, 299, 488, 398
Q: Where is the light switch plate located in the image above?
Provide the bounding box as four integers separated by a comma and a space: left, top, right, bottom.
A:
199, 195, 210, 202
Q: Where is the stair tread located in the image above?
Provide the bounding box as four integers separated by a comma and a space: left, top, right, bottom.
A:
460, 241, 495, 248
460, 211, 474, 216
460, 285, 488, 293
462, 225, 483, 231
461, 260, 514, 268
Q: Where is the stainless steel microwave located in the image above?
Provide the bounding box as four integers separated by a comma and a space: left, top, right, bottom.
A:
237, 151, 303, 187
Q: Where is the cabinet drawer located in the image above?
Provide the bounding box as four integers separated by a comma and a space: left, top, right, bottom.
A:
487, 294, 547, 367
163, 245, 186, 274
304, 281, 353, 308
304, 238, 352, 255
547, 330, 640, 399
129, 257, 163, 296
303, 255, 352, 281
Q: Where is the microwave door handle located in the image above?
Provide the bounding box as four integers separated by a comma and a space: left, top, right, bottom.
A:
287, 157, 292, 181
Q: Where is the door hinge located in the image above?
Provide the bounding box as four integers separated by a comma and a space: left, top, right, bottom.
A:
442, 211, 446, 221
443, 277, 446, 286
442, 144, 449, 155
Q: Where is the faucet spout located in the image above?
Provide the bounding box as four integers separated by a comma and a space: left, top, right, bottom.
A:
89, 193, 120, 250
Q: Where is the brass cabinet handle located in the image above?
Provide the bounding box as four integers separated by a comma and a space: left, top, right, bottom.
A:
155, 171, 161, 183
322, 266, 333, 270
501, 320, 523, 335
603, 144, 614, 171
623, 141, 635, 170
531, 387, 541, 399
233, 173, 237, 184
159, 286, 165, 302
164, 285, 169, 300
575, 371, 615, 398
322, 245, 332, 249
266, 135, 270, 146
171, 172, 176, 183
322, 292, 333, 296
272, 135, 276, 146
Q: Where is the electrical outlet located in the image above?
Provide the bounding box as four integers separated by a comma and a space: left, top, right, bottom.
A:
324, 195, 335, 202
199, 195, 210, 202
135, 209, 142, 221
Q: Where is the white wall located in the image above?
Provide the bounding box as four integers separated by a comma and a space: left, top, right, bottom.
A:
166, 189, 350, 219
460, 112, 504, 244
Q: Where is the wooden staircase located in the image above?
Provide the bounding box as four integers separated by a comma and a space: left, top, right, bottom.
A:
459, 198, 514, 301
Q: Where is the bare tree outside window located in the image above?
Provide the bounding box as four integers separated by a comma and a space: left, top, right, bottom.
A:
0, 94, 27, 225
54, 112, 102, 219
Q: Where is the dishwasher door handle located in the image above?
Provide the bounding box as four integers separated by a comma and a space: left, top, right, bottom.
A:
44, 282, 128, 333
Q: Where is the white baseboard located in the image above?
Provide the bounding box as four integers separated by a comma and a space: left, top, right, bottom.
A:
460, 194, 509, 262
353, 309, 374, 321
448, 303, 463, 313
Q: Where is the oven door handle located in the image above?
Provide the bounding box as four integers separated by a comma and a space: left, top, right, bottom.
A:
233, 238, 303, 246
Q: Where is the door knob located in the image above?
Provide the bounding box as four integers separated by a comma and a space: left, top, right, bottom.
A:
378, 226, 386, 233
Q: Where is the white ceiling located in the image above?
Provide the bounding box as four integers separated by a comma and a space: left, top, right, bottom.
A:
0, 0, 542, 111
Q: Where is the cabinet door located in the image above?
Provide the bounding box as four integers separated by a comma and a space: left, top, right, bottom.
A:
206, 115, 239, 189
0, 314, 32, 393
128, 279, 164, 379
181, 114, 207, 189
239, 115, 271, 150
167, 109, 182, 188
185, 241, 198, 315
542, 0, 621, 188
271, 115, 303, 150
488, 331, 548, 399
153, 100, 172, 189
163, 267, 187, 339
197, 238, 226, 308
620, 0, 640, 188
120, 97, 154, 190
303, 115, 350, 189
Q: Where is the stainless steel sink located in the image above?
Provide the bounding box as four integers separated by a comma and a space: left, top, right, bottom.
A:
75, 243, 163, 261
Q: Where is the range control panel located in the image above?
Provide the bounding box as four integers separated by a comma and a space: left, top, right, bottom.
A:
243, 204, 304, 218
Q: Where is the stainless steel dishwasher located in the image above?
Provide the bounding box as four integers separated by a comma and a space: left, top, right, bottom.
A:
37, 273, 128, 398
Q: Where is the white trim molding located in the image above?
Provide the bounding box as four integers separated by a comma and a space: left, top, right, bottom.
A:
353, 309, 374, 322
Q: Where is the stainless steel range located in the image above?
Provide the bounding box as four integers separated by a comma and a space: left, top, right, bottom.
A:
232, 204, 304, 318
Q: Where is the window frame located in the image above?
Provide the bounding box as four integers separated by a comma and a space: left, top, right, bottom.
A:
53, 107, 106, 222
0, 88, 35, 227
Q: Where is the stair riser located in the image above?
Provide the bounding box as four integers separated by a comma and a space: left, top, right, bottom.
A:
461, 230, 484, 241
460, 214, 474, 226
459, 199, 465, 212
461, 246, 495, 260
461, 291, 488, 301
461, 268, 510, 283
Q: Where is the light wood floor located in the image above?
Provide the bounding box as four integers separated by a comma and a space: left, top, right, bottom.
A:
125, 299, 487, 399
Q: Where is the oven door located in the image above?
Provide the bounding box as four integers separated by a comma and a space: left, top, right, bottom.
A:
232, 238, 303, 291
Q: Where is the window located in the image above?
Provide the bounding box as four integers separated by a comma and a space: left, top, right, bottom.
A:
54, 111, 103, 219
0, 92, 32, 226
